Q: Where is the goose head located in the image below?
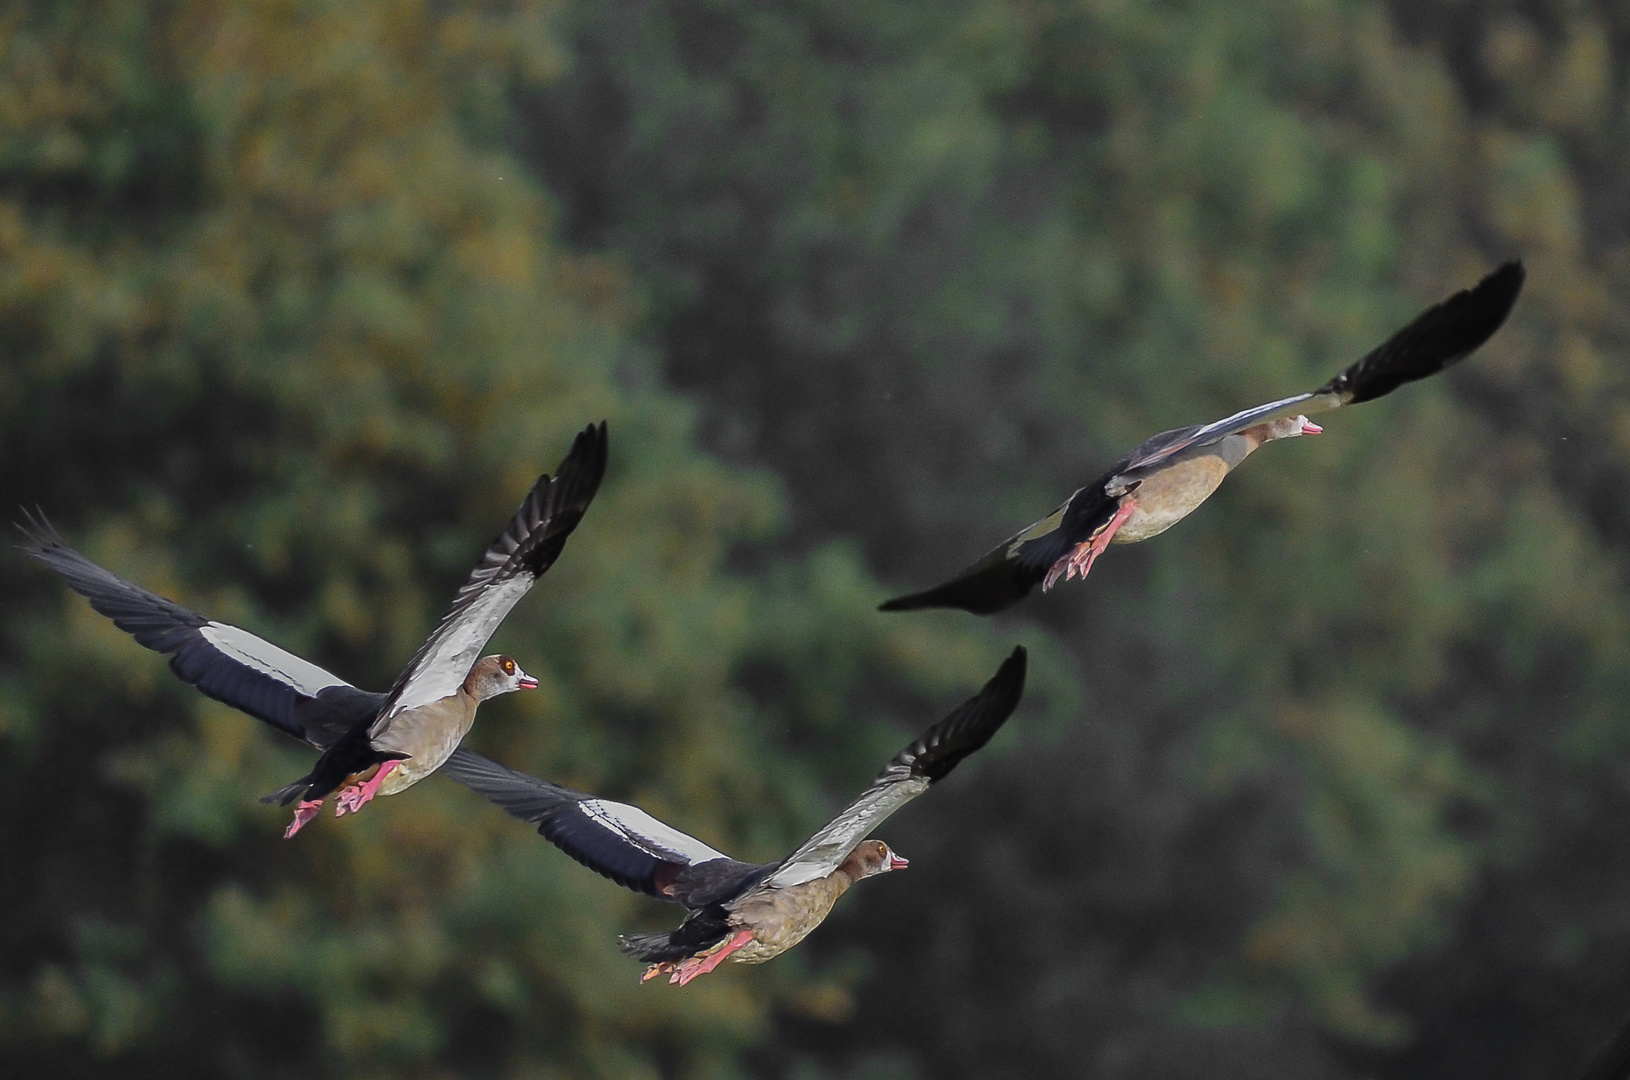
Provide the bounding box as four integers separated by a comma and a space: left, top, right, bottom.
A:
465, 654, 539, 701
1264, 414, 1323, 440
841, 839, 910, 883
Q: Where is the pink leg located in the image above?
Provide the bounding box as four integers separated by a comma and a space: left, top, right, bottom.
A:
335, 760, 400, 817
284, 799, 324, 839
1042, 499, 1137, 592
671, 930, 755, 986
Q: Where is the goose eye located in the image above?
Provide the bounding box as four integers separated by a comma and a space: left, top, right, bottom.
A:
502, 659, 514, 674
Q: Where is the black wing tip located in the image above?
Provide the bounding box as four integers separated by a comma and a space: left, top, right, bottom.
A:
1470, 258, 1526, 322
1326, 259, 1528, 405
1431, 256, 1527, 343
524, 419, 609, 531
1487, 257, 1525, 290
996, 643, 1027, 680
1425, 258, 1526, 319
560, 420, 610, 491
575, 417, 609, 461
980, 645, 1028, 717
13, 506, 64, 554
907, 646, 1028, 783
519, 419, 609, 517
14, 511, 105, 579
877, 572, 1032, 616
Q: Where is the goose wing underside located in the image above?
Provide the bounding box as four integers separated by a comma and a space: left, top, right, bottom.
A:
18, 512, 375, 747
440, 747, 762, 905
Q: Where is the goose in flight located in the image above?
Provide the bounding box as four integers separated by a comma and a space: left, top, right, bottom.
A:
19, 421, 607, 837
880, 262, 1525, 615
440, 646, 1027, 984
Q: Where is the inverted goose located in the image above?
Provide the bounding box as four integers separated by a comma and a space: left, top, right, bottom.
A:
440, 645, 1026, 985
880, 262, 1525, 615
19, 421, 607, 837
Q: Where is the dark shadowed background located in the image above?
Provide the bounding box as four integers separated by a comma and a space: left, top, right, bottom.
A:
3, 1, 1628, 1077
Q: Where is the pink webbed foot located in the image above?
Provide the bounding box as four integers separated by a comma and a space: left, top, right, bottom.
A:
671, 930, 755, 987
1042, 499, 1137, 592
335, 760, 401, 818
641, 962, 678, 983
284, 799, 324, 839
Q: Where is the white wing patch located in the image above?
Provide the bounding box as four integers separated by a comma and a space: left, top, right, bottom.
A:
766, 775, 929, 889
578, 799, 731, 865
200, 623, 348, 697
387, 575, 535, 718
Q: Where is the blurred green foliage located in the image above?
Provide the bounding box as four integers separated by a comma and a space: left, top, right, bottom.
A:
4, 1, 1630, 1079
0, 2, 998, 1076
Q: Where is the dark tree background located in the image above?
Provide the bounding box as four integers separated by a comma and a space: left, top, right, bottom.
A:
3, 1, 1628, 1078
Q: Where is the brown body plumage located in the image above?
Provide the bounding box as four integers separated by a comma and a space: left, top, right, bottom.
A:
718, 841, 896, 966
376, 655, 529, 796
1110, 418, 1292, 544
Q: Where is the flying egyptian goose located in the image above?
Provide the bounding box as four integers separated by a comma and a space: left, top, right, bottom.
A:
880, 262, 1526, 615
18, 421, 608, 837
439, 645, 1027, 985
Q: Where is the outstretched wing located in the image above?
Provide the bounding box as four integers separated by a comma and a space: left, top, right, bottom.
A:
1315, 260, 1526, 405
766, 646, 1027, 889
17, 511, 378, 747
878, 486, 1110, 615
374, 422, 608, 729
439, 747, 765, 905
1121, 260, 1525, 473
875, 541, 1049, 615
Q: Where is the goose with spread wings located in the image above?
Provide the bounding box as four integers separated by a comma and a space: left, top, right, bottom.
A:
441, 646, 1027, 985
880, 262, 1526, 615
19, 421, 607, 838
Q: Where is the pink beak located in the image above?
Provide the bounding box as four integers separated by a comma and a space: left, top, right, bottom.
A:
518, 673, 539, 689
1300, 420, 1323, 435
888, 853, 910, 871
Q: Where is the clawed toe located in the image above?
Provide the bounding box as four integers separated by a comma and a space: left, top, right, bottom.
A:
667, 930, 755, 986
1041, 500, 1137, 593
670, 957, 705, 985
284, 799, 324, 839
333, 760, 400, 818
334, 785, 367, 817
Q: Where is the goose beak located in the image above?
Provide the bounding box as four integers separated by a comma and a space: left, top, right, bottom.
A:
887, 853, 910, 871
1300, 420, 1323, 435
517, 669, 539, 690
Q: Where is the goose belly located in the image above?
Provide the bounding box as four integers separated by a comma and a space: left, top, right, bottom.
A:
727, 876, 851, 964
374, 695, 476, 795
1112, 454, 1231, 543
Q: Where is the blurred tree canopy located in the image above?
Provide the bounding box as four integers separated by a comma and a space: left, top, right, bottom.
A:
0, 2, 999, 1076
5, 1, 1630, 1079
